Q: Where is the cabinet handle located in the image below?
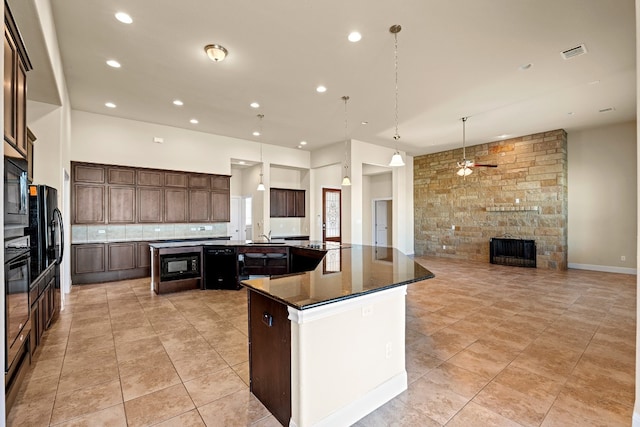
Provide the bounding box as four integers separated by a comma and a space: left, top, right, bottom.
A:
262, 312, 273, 327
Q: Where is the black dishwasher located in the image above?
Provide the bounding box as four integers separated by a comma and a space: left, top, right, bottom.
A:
203, 246, 240, 290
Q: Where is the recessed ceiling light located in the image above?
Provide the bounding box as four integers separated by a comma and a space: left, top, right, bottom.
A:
106, 59, 121, 68
190, 118, 199, 124
518, 63, 533, 71
238, 161, 246, 165
348, 32, 362, 42
497, 134, 510, 139
361, 121, 369, 125
115, 12, 132, 24
297, 145, 303, 149
299, 141, 307, 145
316, 85, 327, 93
253, 131, 260, 137
588, 80, 601, 85
173, 100, 184, 106
105, 102, 116, 108
250, 102, 260, 109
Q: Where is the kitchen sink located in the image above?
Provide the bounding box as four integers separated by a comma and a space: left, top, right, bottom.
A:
247, 242, 286, 245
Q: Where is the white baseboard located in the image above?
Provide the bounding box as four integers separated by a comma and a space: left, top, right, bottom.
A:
568, 263, 637, 275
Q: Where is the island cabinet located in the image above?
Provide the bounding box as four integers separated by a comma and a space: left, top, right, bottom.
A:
242, 245, 435, 427
71, 161, 231, 224
238, 246, 289, 276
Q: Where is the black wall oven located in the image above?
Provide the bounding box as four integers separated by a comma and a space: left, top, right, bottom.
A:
160, 252, 201, 281
4, 236, 30, 371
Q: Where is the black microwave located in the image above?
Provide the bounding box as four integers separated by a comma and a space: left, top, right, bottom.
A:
4, 156, 28, 228
160, 253, 201, 281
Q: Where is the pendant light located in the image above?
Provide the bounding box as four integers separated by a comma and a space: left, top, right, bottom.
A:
256, 114, 266, 191
341, 95, 352, 186
456, 117, 472, 177
388, 24, 405, 167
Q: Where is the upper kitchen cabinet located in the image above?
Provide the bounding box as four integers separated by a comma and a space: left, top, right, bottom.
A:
270, 188, 305, 218
71, 162, 231, 224
3, 4, 31, 159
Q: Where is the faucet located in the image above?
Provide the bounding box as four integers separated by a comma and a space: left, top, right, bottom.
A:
258, 230, 271, 242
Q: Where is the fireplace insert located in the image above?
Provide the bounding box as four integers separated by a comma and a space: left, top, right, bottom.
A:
490, 238, 536, 268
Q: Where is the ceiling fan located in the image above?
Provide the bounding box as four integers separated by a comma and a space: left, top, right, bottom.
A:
456, 117, 498, 177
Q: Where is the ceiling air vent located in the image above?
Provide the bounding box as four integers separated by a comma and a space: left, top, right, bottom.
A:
598, 107, 615, 113
561, 44, 588, 60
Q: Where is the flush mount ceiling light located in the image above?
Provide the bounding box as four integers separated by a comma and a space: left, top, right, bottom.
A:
250, 102, 260, 108
106, 59, 121, 68
204, 44, 228, 62
105, 102, 116, 108
173, 99, 184, 106
341, 95, 351, 187
316, 85, 327, 93
388, 24, 405, 167
256, 114, 266, 192
348, 31, 362, 42
190, 118, 198, 124
115, 12, 132, 24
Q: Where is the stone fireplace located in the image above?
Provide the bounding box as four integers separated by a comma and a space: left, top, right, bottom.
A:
413, 129, 567, 270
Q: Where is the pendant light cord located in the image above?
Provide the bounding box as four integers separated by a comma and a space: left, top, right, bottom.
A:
343, 95, 350, 171
393, 30, 400, 142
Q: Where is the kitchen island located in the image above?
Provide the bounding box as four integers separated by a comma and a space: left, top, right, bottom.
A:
242, 245, 434, 427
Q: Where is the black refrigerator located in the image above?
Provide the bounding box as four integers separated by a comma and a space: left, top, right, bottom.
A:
27, 185, 64, 282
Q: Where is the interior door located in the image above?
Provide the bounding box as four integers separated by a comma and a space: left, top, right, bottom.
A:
375, 200, 392, 247
229, 196, 243, 240
322, 188, 341, 243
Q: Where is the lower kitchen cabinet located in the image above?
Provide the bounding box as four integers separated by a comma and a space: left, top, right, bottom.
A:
72, 241, 151, 284
29, 264, 57, 357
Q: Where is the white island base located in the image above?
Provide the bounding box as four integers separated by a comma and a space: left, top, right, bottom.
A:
285, 285, 408, 427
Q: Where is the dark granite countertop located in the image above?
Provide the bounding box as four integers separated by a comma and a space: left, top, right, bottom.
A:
241, 245, 434, 310
148, 239, 336, 250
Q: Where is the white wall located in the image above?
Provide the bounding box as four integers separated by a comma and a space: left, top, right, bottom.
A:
567, 121, 637, 274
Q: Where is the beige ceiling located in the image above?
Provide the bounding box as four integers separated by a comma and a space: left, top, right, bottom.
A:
12, 0, 637, 157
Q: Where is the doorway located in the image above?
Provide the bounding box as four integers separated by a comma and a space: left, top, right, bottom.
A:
322, 188, 341, 243
229, 196, 251, 241
374, 199, 392, 247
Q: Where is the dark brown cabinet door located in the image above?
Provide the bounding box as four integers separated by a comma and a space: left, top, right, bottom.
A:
74, 164, 105, 183
164, 188, 188, 222
293, 190, 305, 217
108, 242, 136, 271
15, 58, 26, 156
189, 190, 210, 222
136, 242, 151, 268
108, 167, 135, 185
4, 28, 16, 147
249, 291, 291, 426
165, 172, 187, 188
211, 175, 230, 190
108, 186, 135, 223
270, 189, 287, 218
137, 187, 162, 223
211, 191, 230, 222
74, 184, 105, 224
72, 244, 106, 274
189, 174, 210, 189
137, 170, 163, 187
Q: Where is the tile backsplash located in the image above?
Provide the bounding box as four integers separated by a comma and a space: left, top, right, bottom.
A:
72, 223, 229, 244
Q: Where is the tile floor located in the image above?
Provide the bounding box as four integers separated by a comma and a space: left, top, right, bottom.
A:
6, 256, 636, 426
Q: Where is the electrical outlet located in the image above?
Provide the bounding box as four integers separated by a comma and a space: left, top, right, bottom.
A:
385, 342, 392, 359
443, 245, 446, 250
621, 255, 626, 261
451, 225, 455, 230
515, 198, 520, 204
